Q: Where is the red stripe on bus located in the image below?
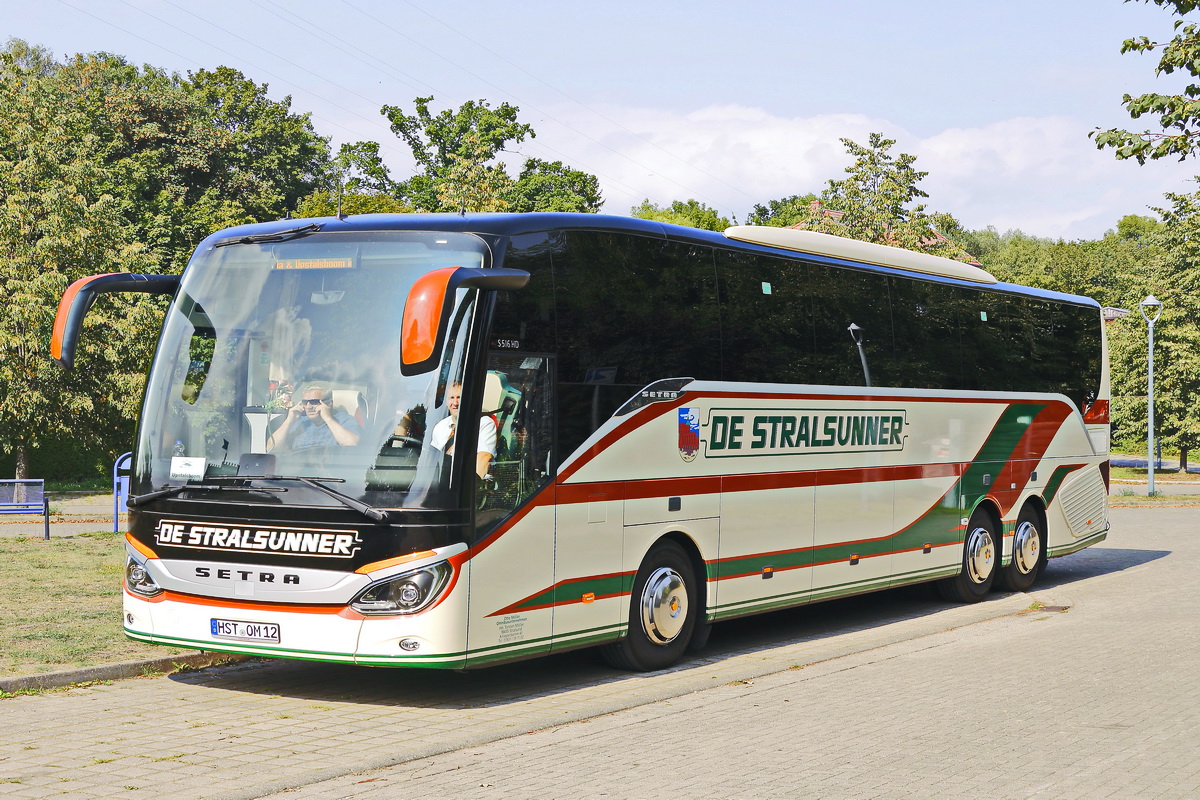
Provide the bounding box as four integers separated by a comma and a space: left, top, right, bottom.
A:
989, 402, 1074, 515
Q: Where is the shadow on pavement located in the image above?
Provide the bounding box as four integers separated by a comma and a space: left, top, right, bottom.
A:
166, 584, 1015, 710
165, 544, 1162, 710
1036, 545, 1168, 591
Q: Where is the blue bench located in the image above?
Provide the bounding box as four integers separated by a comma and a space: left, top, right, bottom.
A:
0, 479, 50, 539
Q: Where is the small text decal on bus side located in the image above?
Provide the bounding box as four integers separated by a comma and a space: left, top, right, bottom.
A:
680, 408, 909, 459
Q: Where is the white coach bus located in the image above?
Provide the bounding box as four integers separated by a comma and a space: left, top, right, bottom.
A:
53, 213, 1110, 671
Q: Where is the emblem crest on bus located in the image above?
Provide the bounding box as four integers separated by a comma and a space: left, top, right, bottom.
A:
678, 407, 700, 462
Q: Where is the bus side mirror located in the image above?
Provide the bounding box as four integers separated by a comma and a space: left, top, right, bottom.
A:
401, 267, 529, 376
52, 273, 180, 370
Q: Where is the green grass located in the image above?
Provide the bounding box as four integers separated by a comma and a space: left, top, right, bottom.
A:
1110, 465, 1200, 483
46, 477, 112, 495
0, 532, 178, 678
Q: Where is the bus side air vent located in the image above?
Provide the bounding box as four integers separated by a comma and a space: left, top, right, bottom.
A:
1058, 470, 1108, 537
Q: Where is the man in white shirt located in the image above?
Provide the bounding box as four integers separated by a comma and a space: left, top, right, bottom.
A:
430, 382, 496, 478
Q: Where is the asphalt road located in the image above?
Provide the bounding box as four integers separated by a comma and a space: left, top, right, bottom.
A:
1, 506, 1196, 800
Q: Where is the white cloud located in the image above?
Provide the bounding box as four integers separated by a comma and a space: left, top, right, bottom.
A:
529, 104, 1189, 239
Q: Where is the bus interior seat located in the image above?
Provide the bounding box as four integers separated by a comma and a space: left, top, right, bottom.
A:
330, 389, 367, 427
482, 371, 504, 414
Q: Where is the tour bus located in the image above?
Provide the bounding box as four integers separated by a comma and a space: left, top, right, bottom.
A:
53, 213, 1110, 671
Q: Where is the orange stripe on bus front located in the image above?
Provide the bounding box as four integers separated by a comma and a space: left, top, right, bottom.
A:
139, 588, 365, 618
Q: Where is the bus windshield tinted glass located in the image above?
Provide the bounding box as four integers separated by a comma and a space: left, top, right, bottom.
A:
134, 230, 488, 510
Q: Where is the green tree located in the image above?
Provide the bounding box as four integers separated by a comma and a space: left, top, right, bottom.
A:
1117, 190, 1200, 469
381, 96, 602, 214
1092, 0, 1200, 163
382, 96, 531, 212
185, 66, 329, 221
745, 194, 819, 227
329, 140, 396, 195
0, 49, 160, 478
775, 133, 972, 259
0, 43, 336, 478
508, 158, 603, 213
630, 198, 732, 230
295, 141, 405, 217
294, 191, 412, 217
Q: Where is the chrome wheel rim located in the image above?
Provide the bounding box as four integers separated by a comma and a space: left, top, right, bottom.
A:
965, 525, 996, 584
640, 566, 688, 645
1012, 520, 1041, 575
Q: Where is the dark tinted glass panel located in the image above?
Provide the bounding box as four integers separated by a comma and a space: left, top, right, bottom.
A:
810, 263, 896, 387
554, 232, 720, 461
889, 277, 962, 389
1047, 302, 1103, 409
717, 249, 813, 383
961, 291, 1027, 392
491, 232, 558, 355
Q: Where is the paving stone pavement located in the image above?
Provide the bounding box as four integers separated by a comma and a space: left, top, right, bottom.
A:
1, 506, 1195, 799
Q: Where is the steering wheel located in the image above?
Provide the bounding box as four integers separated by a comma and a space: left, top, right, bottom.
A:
386, 434, 427, 451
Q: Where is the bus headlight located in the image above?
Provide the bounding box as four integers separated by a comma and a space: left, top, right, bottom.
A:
125, 558, 163, 598
350, 561, 452, 615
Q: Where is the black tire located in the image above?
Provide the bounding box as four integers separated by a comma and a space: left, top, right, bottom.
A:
937, 507, 998, 603
997, 505, 1046, 592
600, 540, 696, 671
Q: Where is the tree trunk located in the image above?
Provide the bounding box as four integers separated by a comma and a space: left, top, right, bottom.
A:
14, 443, 29, 481
1181, 445, 1190, 474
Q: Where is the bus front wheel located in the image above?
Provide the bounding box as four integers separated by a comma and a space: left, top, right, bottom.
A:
938, 508, 997, 603
601, 540, 696, 671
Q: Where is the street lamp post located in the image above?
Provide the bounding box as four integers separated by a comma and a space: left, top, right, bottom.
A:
1141, 295, 1163, 495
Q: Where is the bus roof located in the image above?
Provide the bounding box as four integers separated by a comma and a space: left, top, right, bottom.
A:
200, 212, 1099, 309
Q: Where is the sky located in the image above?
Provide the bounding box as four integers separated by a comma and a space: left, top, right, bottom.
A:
6, 0, 1198, 240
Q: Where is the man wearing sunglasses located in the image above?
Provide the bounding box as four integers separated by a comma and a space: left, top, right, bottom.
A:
266, 385, 361, 452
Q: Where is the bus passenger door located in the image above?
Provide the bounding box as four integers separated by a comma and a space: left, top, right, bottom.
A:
466, 352, 557, 665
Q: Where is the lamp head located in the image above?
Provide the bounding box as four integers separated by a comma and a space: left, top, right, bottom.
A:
1140, 295, 1162, 322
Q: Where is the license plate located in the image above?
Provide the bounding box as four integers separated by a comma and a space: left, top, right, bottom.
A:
210, 618, 280, 643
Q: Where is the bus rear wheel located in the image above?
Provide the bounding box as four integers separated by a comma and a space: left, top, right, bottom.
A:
600, 540, 696, 671
938, 508, 997, 603
997, 506, 1045, 592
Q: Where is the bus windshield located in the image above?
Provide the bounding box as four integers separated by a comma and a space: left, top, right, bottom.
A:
134, 229, 488, 510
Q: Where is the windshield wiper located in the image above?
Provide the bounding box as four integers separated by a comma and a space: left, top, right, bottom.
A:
128, 481, 286, 506
213, 223, 323, 247
260, 474, 386, 525
128, 475, 387, 523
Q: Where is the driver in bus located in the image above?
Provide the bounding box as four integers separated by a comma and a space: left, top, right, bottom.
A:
430, 381, 496, 478
266, 385, 361, 451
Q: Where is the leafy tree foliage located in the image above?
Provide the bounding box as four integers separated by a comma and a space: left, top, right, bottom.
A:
745, 194, 818, 226
508, 158, 603, 213
0, 42, 333, 478
382, 96, 531, 212
751, 134, 971, 260
1092, 0, 1200, 163
630, 198, 732, 230
1110, 193, 1200, 468
381, 96, 601, 213
294, 191, 413, 217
